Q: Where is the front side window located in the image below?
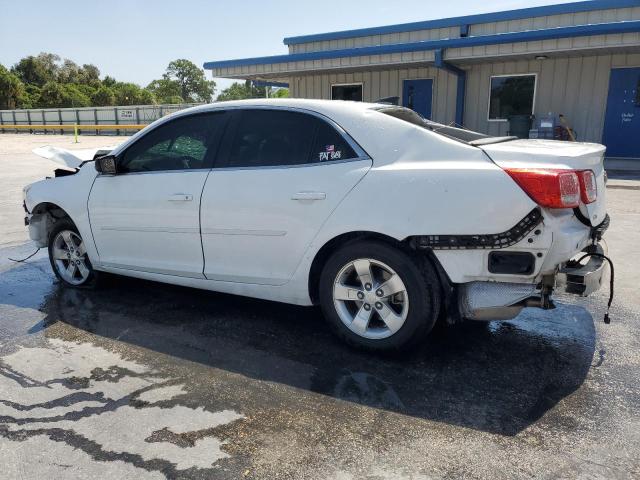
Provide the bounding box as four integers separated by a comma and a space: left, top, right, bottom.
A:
332, 84, 363, 102
488, 75, 536, 120
223, 109, 357, 168
119, 112, 227, 173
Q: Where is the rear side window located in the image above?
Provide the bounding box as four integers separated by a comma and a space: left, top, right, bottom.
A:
223, 109, 357, 168
311, 121, 357, 163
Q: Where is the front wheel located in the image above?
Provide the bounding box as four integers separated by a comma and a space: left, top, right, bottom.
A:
319, 241, 440, 352
48, 220, 97, 288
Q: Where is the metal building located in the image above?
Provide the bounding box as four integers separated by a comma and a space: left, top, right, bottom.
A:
205, 0, 640, 160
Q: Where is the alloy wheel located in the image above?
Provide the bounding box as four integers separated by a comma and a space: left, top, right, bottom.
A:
51, 230, 91, 285
332, 258, 409, 339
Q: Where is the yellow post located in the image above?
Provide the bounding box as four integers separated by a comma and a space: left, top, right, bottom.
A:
74, 124, 78, 143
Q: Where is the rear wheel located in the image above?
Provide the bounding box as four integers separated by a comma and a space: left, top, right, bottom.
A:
48, 220, 97, 288
319, 241, 440, 352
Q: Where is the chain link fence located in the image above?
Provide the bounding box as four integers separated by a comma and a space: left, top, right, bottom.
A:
0, 103, 202, 135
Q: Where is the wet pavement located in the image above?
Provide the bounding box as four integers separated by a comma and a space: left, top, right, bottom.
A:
0, 135, 639, 479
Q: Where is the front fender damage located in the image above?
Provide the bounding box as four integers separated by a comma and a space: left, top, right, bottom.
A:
26, 212, 54, 248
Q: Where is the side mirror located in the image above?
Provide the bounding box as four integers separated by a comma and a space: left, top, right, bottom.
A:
94, 155, 118, 175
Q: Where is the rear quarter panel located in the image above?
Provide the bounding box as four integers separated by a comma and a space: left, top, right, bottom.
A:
288, 120, 543, 291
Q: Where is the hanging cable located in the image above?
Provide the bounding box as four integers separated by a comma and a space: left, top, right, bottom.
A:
567, 252, 614, 324
8, 248, 41, 263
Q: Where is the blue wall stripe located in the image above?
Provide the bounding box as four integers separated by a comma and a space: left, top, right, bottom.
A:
282, 0, 640, 45
204, 20, 640, 70
252, 80, 290, 88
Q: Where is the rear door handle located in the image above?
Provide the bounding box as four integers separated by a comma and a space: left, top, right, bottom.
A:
168, 193, 193, 202
291, 191, 326, 201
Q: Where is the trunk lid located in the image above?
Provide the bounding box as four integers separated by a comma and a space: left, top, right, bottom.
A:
480, 139, 607, 226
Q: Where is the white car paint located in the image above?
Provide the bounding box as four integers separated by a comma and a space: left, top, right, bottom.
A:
200, 159, 372, 285
23, 98, 606, 308
89, 171, 209, 278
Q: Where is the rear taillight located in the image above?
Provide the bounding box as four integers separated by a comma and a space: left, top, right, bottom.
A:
579, 170, 597, 204
505, 168, 581, 209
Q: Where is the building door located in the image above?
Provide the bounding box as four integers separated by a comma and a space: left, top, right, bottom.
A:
603, 67, 640, 158
402, 79, 433, 119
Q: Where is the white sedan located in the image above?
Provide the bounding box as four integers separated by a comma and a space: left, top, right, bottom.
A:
23, 99, 610, 351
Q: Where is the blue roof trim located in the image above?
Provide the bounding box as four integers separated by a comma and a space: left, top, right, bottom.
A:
204, 20, 640, 70
282, 0, 640, 45
252, 80, 289, 88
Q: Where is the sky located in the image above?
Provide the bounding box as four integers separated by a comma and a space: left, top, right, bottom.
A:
0, 0, 577, 93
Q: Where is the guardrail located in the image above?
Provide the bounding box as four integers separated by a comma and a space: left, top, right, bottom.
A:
0, 103, 200, 138
0, 124, 147, 142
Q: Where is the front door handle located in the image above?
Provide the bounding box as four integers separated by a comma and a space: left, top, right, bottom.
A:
291, 191, 326, 201
168, 193, 193, 202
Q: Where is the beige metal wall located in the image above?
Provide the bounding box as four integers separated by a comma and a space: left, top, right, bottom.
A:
287, 6, 640, 54
289, 52, 640, 144
290, 66, 459, 125
464, 52, 640, 142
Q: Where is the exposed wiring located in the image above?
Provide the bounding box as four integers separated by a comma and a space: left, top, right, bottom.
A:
8, 248, 41, 263
567, 252, 614, 324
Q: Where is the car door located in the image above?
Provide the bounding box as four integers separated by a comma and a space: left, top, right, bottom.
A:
88, 111, 228, 277
200, 108, 372, 285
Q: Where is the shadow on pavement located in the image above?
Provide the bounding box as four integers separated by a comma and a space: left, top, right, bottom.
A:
3, 263, 596, 436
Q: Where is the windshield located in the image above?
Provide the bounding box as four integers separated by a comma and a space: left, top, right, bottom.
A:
375, 106, 516, 146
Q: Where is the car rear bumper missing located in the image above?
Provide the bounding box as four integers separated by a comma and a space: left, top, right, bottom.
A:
556, 243, 608, 297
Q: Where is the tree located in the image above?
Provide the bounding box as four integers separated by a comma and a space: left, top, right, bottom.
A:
113, 82, 143, 105
146, 78, 182, 103
271, 88, 289, 98
62, 84, 91, 107
216, 81, 267, 101
138, 88, 156, 105
57, 59, 82, 84
12, 52, 60, 86
37, 81, 90, 108
18, 84, 41, 109
102, 75, 116, 87
162, 59, 215, 102
0, 65, 26, 109
37, 81, 66, 107
164, 95, 185, 104
216, 82, 250, 101
79, 64, 100, 85
112, 82, 155, 105
91, 86, 115, 106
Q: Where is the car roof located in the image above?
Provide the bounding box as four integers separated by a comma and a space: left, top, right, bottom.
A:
178, 98, 385, 118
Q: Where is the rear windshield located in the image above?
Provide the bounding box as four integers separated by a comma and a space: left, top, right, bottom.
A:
375, 106, 515, 146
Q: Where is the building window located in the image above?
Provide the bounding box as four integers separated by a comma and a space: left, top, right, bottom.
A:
488, 74, 536, 120
331, 84, 363, 102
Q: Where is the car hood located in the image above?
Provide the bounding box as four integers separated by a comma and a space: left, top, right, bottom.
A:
32, 146, 116, 170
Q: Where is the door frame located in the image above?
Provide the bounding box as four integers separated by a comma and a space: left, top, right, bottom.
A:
401, 77, 434, 119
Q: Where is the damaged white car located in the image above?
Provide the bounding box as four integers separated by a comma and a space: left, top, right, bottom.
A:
22, 99, 611, 351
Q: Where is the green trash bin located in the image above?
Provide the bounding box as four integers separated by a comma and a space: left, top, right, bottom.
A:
508, 114, 533, 139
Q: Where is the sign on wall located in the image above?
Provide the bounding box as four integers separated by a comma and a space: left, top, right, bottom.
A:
119, 109, 135, 120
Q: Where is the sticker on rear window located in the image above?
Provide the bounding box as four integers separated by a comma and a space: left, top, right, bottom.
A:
318, 145, 342, 161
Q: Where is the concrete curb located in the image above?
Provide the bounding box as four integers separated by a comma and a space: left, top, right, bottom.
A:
607, 184, 640, 190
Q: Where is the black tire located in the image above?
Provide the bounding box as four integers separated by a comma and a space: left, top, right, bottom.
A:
48, 219, 98, 288
318, 240, 440, 352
